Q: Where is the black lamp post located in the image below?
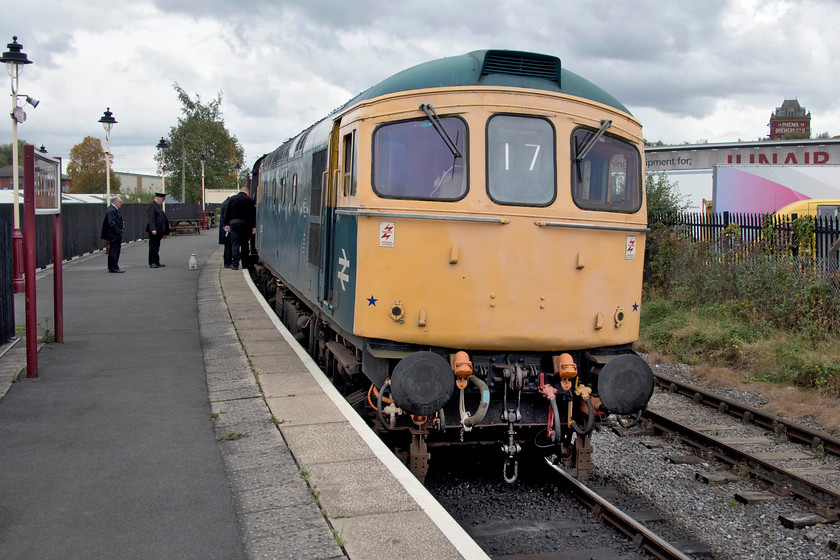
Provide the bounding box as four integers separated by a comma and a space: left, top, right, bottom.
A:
156, 137, 169, 198
199, 152, 206, 213
98, 108, 117, 204
1, 36, 33, 294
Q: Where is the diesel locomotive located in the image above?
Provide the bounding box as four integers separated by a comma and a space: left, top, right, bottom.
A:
249, 50, 654, 482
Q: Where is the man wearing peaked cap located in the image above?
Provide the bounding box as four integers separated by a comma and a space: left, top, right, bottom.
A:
146, 192, 170, 268
101, 195, 125, 273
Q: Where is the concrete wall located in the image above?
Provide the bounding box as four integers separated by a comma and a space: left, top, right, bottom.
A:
646, 138, 840, 211
206, 189, 237, 204
115, 172, 162, 196
646, 138, 840, 173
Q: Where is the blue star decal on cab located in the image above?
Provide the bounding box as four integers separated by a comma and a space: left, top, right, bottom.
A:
633, 302, 639, 311
367, 295, 378, 306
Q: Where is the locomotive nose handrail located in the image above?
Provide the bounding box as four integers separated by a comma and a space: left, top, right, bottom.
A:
336, 208, 509, 224
535, 220, 650, 233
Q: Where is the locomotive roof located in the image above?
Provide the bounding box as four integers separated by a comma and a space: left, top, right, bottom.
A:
259, 50, 632, 168
344, 49, 631, 114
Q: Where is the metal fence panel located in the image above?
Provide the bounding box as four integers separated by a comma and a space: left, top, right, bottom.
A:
0, 201, 204, 342
651, 212, 840, 261
0, 206, 13, 343
0, 202, 202, 270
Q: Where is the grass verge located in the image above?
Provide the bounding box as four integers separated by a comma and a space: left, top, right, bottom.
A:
637, 295, 840, 433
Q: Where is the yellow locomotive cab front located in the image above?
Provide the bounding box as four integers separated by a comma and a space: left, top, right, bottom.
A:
338, 88, 647, 353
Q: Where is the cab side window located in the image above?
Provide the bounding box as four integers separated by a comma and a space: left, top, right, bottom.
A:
372, 117, 467, 200
571, 127, 642, 213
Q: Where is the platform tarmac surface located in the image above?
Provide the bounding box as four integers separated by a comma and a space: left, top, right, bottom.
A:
0, 229, 487, 559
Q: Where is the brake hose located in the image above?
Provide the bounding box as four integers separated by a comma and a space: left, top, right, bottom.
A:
547, 397, 564, 442
459, 375, 490, 428
376, 379, 395, 431
572, 397, 595, 436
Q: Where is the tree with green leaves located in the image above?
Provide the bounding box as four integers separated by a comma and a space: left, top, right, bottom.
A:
0, 140, 28, 168
159, 83, 244, 203
645, 171, 689, 219
66, 136, 121, 194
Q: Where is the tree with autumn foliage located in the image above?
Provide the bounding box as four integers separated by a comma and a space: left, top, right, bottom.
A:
66, 136, 121, 194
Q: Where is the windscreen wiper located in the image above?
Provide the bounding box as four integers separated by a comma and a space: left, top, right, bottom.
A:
575, 119, 612, 161
420, 103, 462, 159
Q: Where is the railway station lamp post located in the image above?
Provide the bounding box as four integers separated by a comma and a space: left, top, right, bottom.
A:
156, 136, 169, 202
2, 36, 34, 293
98, 108, 117, 205
199, 152, 206, 224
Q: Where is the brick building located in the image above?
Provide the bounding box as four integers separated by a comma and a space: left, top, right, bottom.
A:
769, 99, 811, 140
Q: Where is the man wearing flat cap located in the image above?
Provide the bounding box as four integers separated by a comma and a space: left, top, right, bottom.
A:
146, 192, 170, 268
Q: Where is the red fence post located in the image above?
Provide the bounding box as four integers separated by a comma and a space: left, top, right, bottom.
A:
23, 144, 37, 378
53, 212, 63, 344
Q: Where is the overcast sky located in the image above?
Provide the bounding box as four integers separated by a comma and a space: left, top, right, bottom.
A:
4, 0, 839, 176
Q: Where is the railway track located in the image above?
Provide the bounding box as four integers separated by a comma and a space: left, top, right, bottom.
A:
642, 409, 840, 522
653, 372, 840, 458
427, 446, 704, 560
648, 373, 840, 520
628, 373, 840, 534
445, 369, 840, 560
546, 459, 695, 560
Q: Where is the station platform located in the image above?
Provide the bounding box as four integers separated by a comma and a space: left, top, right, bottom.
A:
0, 230, 487, 560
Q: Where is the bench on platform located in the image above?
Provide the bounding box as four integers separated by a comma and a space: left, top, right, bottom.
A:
169, 218, 202, 235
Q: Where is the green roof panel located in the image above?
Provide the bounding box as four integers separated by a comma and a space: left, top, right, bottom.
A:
345, 50, 630, 115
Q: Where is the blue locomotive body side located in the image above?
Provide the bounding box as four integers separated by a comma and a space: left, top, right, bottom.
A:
327, 213, 358, 330
254, 118, 358, 334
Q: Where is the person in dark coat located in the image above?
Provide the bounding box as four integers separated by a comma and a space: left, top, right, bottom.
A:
223, 185, 256, 270
100, 195, 125, 273
218, 195, 232, 268
146, 192, 170, 268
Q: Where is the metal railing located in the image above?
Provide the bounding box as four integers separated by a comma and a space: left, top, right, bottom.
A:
0, 202, 206, 342
651, 211, 840, 262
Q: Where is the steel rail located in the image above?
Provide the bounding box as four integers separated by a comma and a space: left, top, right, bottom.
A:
653, 372, 840, 458
546, 458, 693, 560
643, 409, 840, 517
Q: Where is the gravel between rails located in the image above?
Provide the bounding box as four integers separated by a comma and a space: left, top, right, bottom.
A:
426, 447, 652, 560
592, 360, 839, 560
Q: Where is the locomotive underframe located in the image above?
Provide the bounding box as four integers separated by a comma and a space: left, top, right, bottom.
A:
251, 262, 643, 482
